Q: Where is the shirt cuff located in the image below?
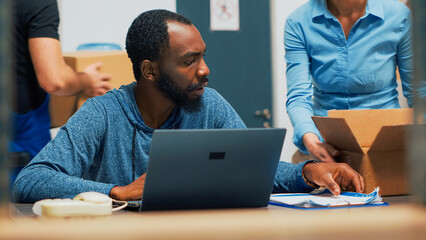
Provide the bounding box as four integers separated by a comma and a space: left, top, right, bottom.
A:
293, 122, 323, 153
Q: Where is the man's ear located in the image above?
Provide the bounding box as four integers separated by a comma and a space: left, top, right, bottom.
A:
141, 60, 158, 81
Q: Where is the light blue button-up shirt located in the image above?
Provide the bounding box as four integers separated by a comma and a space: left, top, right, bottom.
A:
284, 0, 413, 153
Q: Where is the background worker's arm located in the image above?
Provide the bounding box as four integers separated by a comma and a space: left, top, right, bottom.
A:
29, 37, 112, 97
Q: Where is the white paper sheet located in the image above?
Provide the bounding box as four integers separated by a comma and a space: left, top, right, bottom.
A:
270, 187, 383, 208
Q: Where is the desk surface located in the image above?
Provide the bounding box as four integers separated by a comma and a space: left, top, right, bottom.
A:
8, 194, 414, 217
1, 195, 425, 240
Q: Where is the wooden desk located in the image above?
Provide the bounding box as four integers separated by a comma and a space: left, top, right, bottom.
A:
1, 196, 425, 240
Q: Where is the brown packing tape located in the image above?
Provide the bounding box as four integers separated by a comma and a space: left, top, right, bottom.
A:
361, 155, 378, 194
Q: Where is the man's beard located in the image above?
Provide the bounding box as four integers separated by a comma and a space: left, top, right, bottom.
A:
155, 68, 208, 113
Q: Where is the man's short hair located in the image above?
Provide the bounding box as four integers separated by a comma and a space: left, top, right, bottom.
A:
126, 9, 192, 81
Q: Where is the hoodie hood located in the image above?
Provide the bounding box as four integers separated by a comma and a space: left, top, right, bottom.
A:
109, 82, 182, 132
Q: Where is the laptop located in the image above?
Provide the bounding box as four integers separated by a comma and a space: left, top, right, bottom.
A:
138, 128, 286, 211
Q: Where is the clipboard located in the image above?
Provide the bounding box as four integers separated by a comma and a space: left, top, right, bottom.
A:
269, 188, 388, 210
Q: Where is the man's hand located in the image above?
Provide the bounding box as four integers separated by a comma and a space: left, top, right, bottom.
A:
303, 132, 339, 163
109, 173, 146, 201
80, 62, 112, 97
302, 162, 365, 195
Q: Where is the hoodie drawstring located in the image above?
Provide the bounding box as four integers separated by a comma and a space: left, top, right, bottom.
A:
132, 126, 136, 181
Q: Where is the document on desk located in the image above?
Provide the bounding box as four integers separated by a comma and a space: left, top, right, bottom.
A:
269, 187, 388, 210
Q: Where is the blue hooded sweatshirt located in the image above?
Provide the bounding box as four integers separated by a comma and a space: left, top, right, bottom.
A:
12, 82, 313, 202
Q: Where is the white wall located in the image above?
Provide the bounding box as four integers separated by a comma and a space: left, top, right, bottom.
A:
271, 0, 308, 162
57, 0, 176, 52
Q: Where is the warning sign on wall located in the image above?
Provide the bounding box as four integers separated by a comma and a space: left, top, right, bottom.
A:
210, 0, 240, 31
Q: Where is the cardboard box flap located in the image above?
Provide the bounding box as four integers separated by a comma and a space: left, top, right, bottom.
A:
369, 124, 426, 152
328, 109, 413, 147
312, 116, 362, 153
368, 125, 408, 152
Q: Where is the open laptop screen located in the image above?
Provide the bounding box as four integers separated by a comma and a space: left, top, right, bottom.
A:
140, 128, 286, 211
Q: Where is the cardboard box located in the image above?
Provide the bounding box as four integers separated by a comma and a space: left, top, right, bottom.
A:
312, 108, 415, 196
49, 50, 134, 127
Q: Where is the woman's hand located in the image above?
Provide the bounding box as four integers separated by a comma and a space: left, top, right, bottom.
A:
303, 132, 339, 163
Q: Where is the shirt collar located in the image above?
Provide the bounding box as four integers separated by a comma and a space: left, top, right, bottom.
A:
312, 0, 384, 21
365, 0, 384, 20
312, 0, 333, 20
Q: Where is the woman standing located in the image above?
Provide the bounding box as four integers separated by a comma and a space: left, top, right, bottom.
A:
285, 0, 412, 163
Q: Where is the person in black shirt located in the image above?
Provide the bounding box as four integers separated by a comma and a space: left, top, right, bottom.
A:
11, 0, 112, 182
